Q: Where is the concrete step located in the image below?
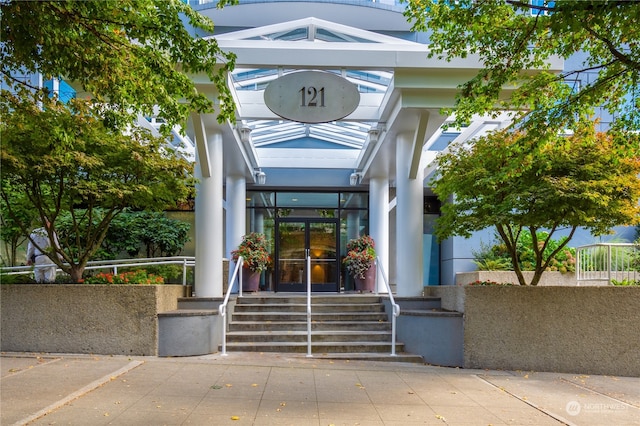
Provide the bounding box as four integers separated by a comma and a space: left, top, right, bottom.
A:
313, 352, 424, 364
216, 292, 426, 363
227, 321, 391, 332
232, 303, 385, 313
222, 341, 407, 354
236, 295, 382, 304
231, 312, 388, 322
226, 330, 393, 343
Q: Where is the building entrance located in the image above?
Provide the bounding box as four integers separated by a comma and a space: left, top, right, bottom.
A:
275, 219, 339, 292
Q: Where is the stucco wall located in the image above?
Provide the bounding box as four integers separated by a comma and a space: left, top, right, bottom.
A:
1, 284, 184, 356
462, 286, 640, 377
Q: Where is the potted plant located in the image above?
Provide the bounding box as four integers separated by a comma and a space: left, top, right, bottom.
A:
231, 232, 271, 292
343, 235, 376, 292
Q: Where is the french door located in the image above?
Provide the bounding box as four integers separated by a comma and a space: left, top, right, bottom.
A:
275, 219, 339, 292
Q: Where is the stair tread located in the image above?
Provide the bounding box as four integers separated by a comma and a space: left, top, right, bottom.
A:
229, 321, 389, 326
227, 330, 392, 335
233, 311, 386, 314
219, 294, 428, 362
236, 302, 383, 306
225, 341, 400, 346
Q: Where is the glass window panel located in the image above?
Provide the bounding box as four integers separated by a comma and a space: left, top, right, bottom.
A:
340, 210, 369, 247
340, 192, 368, 209
276, 208, 335, 218
246, 191, 275, 208
276, 192, 339, 208
247, 208, 275, 236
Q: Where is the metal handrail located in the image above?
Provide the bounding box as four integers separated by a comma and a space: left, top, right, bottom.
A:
1, 256, 196, 285
306, 255, 312, 357
220, 256, 244, 356
375, 256, 399, 356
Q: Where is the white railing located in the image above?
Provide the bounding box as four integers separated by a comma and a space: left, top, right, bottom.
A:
220, 256, 244, 356
375, 256, 399, 356
306, 255, 312, 357
1, 256, 196, 285
576, 243, 640, 285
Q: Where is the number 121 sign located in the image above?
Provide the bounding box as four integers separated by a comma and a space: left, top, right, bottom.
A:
264, 71, 360, 124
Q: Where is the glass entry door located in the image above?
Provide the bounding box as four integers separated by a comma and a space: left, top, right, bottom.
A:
276, 219, 339, 292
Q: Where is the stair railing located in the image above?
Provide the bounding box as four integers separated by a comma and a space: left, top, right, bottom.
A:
306, 253, 313, 357
376, 256, 399, 357
219, 256, 243, 356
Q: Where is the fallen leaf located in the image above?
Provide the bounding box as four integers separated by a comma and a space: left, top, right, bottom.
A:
225, 384, 233, 387
251, 384, 258, 387
230, 415, 240, 420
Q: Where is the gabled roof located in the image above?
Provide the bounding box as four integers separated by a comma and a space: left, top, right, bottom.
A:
214, 17, 418, 44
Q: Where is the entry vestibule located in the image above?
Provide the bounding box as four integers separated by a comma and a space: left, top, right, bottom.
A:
245, 191, 369, 292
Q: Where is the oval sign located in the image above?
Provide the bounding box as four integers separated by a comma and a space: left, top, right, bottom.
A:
264, 71, 360, 123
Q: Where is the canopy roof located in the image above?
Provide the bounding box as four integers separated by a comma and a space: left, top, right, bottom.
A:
186, 13, 561, 186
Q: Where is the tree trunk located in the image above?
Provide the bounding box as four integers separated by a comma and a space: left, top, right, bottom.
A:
68, 266, 84, 283
530, 271, 543, 286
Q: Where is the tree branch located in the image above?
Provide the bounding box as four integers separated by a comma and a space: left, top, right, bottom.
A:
582, 23, 640, 71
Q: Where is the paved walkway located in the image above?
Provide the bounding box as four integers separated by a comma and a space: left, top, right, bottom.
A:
1, 352, 639, 425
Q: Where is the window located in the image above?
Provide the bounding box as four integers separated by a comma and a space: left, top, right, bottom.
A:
530, 0, 555, 16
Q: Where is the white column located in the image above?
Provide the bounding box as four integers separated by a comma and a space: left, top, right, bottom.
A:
194, 131, 224, 297
396, 133, 424, 296
226, 175, 246, 271
370, 177, 389, 293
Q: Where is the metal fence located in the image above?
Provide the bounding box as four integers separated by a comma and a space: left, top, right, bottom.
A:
1, 256, 196, 285
576, 243, 640, 285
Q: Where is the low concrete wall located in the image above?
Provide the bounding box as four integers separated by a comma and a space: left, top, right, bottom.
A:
158, 312, 223, 357
426, 285, 640, 376
1, 284, 184, 356
397, 311, 464, 367
456, 271, 580, 286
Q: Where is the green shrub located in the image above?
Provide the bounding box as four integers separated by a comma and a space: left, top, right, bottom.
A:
83, 270, 164, 285
474, 231, 576, 273
0, 273, 35, 284
142, 264, 193, 285
611, 278, 640, 286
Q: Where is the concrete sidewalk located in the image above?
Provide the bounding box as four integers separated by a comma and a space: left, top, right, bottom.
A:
1, 352, 639, 425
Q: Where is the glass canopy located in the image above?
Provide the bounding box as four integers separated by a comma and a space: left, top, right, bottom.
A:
231, 67, 392, 149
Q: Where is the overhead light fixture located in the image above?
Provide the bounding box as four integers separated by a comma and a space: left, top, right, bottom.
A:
239, 126, 252, 143
255, 169, 266, 185
350, 172, 361, 186
368, 128, 380, 143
